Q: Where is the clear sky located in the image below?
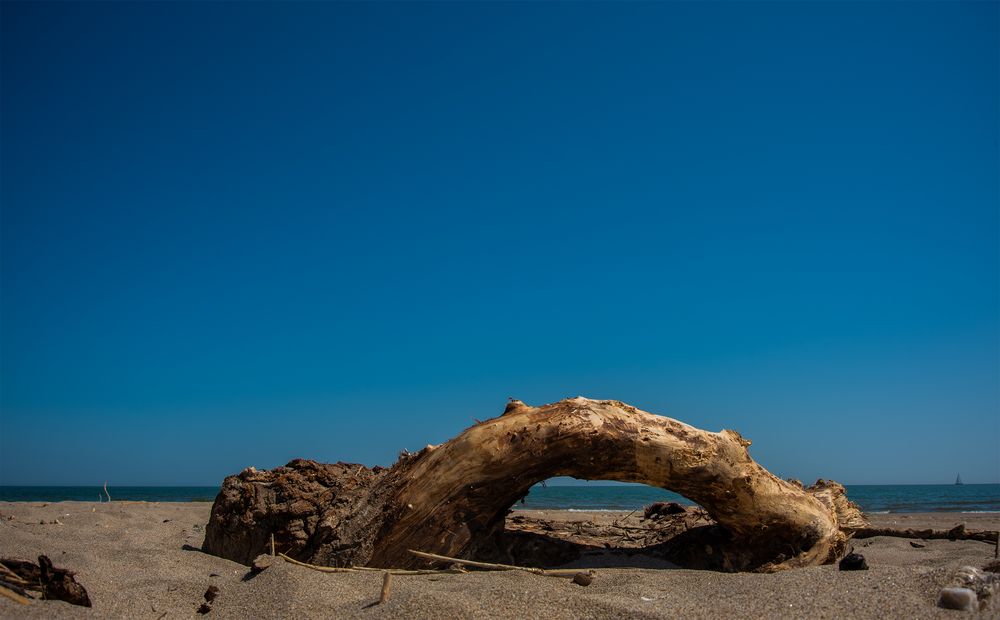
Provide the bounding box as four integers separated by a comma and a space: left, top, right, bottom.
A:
1, 1, 997, 486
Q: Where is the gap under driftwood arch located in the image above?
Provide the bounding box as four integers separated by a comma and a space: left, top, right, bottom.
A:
497, 478, 716, 569
514, 477, 699, 511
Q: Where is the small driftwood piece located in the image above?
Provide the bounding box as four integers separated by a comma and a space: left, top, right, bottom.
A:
0, 556, 92, 607
854, 525, 998, 543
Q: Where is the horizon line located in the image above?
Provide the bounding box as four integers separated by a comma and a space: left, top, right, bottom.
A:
2, 481, 998, 488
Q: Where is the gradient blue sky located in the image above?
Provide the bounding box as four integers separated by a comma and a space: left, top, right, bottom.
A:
1, 1, 997, 486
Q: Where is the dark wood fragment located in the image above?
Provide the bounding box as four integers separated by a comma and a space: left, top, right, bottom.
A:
0, 555, 91, 607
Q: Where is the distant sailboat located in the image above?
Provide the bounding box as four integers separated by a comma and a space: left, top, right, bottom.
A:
955, 473, 964, 485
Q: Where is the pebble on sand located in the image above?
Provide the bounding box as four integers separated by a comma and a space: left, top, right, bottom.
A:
838, 553, 868, 571
572, 572, 593, 586
204, 584, 220, 603
937, 587, 977, 611
252, 554, 276, 571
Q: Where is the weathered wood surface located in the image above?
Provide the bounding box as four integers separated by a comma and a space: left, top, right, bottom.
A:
854, 524, 998, 543
203, 397, 865, 572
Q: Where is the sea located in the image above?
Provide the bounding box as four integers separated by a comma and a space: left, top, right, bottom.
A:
0, 484, 997, 514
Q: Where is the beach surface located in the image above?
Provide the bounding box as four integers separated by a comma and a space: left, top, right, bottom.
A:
1, 502, 996, 618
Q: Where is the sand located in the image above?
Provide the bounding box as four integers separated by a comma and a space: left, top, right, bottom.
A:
1, 502, 997, 618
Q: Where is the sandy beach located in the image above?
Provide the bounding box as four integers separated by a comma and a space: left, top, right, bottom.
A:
0, 502, 996, 618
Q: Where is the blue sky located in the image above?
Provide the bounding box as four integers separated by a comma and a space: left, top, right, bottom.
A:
1, 1, 997, 486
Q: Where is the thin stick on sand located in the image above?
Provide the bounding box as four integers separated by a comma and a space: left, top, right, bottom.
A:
407, 549, 588, 577
614, 508, 639, 526
0, 583, 30, 606
378, 572, 392, 604
279, 550, 599, 579
103, 482, 111, 503
278, 553, 463, 575
271, 533, 275, 556
279, 554, 363, 573
279, 555, 363, 573
0, 579, 29, 598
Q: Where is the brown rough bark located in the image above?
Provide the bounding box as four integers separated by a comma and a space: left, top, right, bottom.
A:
202, 397, 866, 571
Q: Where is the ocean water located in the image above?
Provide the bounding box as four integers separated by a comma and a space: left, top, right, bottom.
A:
0, 486, 219, 503
515, 484, 1000, 513
0, 484, 996, 513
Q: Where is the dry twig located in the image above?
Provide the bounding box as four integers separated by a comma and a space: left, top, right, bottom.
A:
407, 549, 585, 577
378, 572, 392, 604
0, 579, 29, 598
0, 583, 30, 606
278, 553, 462, 575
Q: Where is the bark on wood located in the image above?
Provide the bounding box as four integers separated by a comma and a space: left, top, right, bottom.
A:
203, 397, 865, 572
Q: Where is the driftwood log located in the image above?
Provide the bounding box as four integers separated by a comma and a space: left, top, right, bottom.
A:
203, 397, 865, 572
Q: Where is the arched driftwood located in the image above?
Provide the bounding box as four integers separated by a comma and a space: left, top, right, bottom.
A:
202, 397, 865, 571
